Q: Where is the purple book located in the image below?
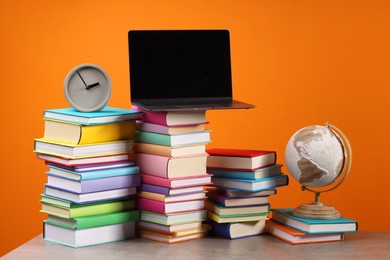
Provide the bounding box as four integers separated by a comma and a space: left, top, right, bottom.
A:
47, 173, 141, 194
140, 183, 205, 196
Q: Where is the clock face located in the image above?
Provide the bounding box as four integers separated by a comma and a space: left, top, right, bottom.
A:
64, 64, 112, 112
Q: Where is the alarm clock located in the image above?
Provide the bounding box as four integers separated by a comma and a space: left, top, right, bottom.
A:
64, 64, 112, 112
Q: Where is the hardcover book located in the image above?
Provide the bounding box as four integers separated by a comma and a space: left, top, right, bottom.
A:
141, 174, 212, 188
136, 153, 208, 178
138, 229, 209, 244
136, 121, 206, 135
140, 210, 208, 225
205, 199, 270, 216
137, 220, 204, 234
140, 184, 205, 196
219, 188, 277, 198
133, 143, 206, 158
207, 189, 269, 207
208, 211, 268, 224
207, 148, 276, 170
43, 221, 136, 248
271, 208, 358, 234
37, 153, 133, 167
137, 197, 205, 214
266, 220, 344, 245
43, 120, 135, 145
43, 107, 142, 125
46, 174, 140, 193
207, 164, 283, 180
138, 191, 207, 203
47, 160, 135, 173
211, 220, 266, 239
212, 174, 289, 192
135, 130, 211, 147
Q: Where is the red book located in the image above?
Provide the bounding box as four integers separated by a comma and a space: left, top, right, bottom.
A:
132, 106, 208, 126
207, 148, 277, 170
137, 197, 205, 214
141, 174, 212, 189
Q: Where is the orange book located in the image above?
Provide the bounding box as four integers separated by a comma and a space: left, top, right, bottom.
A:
139, 229, 209, 244
266, 220, 344, 245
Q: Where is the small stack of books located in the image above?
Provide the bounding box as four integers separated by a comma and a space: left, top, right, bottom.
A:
34, 107, 142, 247
206, 148, 289, 239
133, 107, 213, 243
266, 208, 358, 244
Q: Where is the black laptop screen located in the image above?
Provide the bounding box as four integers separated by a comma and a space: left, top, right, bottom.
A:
129, 30, 233, 101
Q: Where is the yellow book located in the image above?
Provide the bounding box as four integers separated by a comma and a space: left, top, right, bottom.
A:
43, 119, 135, 145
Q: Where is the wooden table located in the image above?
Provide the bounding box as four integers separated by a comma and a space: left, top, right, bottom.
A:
3, 232, 390, 259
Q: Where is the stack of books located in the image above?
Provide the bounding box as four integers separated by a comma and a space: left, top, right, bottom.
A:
206, 148, 289, 239
34, 107, 143, 247
266, 208, 358, 244
133, 107, 213, 243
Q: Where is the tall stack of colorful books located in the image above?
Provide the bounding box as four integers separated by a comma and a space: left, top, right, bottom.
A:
133, 107, 213, 243
34, 107, 142, 248
206, 148, 289, 239
266, 208, 358, 244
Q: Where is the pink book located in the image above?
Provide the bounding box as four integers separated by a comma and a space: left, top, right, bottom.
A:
141, 174, 212, 188
132, 106, 208, 126
137, 197, 205, 214
136, 153, 208, 178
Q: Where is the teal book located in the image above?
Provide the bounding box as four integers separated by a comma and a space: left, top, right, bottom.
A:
212, 174, 289, 192
207, 164, 283, 180
43, 107, 142, 125
135, 130, 211, 147
271, 208, 358, 234
44, 210, 140, 229
47, 164, 140, 180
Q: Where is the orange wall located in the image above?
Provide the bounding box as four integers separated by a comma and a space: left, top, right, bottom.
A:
1, 0, 390, 255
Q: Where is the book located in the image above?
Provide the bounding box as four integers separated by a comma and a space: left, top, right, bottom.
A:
44, 185, 136, 204
138, 191, 207, 203
137, 220, 204, 234
140, 210, 207, 225
205, 200, 269, 216
37, 153, 133, 166
133, 143, 206, 157
136, 121, 205, 135
139, 229, 208, 244
207, 148, 276, 170
207, 164, 283, 180
133, 106, 208, 126
136, 153, 208, 178
43, 107, 142, 125
135, 130, 211, 147
46, 174, 140, 193
212, 174, 289, 192
47, 164, 140, 181
44, 221, 136, 248
137, 197, 205, 214
45, 210, 140, 229
211, 220, 266, 239
207, 189, 269, 207
271, 208, 358, 234
40, 196, 135, 218
34, 139, 133, 159
141, 174, 212, 188
266, 220, 344, 245
140, 184, 205, 196
43, 120, 135, 145
219, 188, 277, 198
208, 211, 268, 223
47, 160, 135, 172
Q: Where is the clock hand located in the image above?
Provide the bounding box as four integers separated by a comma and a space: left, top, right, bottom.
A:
76, 70, 100, 90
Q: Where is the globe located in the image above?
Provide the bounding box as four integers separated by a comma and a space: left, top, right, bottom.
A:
284, 123, 352, 219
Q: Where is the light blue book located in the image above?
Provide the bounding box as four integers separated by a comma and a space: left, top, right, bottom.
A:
207, 164, 283, 180
43, 107, 142, 125
47, 165, 140, 181
271, 208, 358, 234
212, 174, 289, 192
135, 130, 211, 147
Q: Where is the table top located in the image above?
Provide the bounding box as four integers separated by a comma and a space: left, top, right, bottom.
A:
3, 232, 390, 259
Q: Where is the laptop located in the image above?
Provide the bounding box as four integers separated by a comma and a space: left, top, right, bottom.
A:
128, 30, 255, 111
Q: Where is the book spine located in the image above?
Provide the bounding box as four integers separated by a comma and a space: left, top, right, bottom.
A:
135, 131, 172, 146
71, 200, 135, 218
80, 166, 140, 180
80, 175, 141, 193
210, 221, 232, 238
140, 184, 170, 195
136, 153, 169, 178
137, 197, 166, 214
75, 210, 140, 229
140, 174, 172, 187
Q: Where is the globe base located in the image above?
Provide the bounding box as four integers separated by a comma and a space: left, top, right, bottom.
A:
293, 203, 340, 220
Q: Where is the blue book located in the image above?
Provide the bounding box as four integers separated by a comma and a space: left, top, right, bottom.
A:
271, 208, 358, 234
47, 164, 140, 181
43, 107, 142, 125
207, 164, 283, 180
212, 174, 289, 192
211, 220, 266, 239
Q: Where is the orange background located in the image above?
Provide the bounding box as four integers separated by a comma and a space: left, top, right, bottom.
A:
1, 0, 390, 255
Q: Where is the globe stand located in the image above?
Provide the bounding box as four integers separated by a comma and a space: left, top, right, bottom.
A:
292, 123, 352, 220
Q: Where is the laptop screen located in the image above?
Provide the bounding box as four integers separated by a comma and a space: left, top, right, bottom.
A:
128, 30, 233, 101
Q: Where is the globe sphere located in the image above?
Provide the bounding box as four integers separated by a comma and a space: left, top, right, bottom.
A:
285, 125, 344, 188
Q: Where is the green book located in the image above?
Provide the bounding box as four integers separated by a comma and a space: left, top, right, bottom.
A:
135, 130, 211, 147
40, 194, 135, 218
44, 210, 140, 230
